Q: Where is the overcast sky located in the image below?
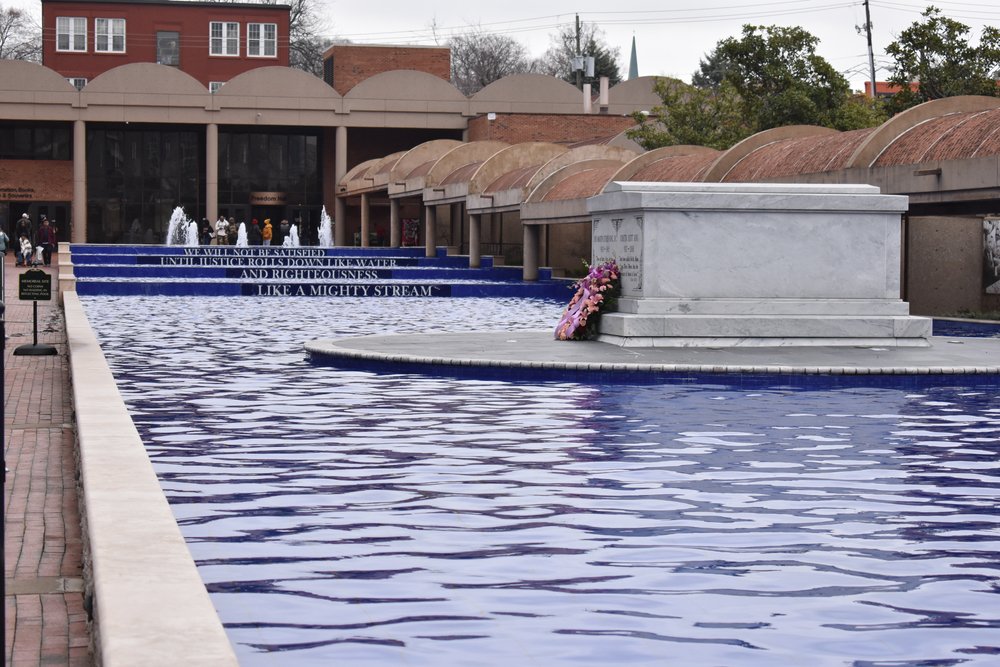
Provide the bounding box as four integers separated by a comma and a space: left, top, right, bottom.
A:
10, 0, 999, 91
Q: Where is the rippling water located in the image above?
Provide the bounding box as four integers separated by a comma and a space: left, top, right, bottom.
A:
82, 296, 1000, 667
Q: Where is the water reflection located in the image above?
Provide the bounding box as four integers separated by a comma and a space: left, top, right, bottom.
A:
83, 297, 1000, 666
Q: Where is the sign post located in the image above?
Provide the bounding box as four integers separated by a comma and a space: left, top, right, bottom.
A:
14, 268, 57, 356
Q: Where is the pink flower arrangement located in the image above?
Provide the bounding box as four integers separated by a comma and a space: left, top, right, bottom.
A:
554, 260, 621, 340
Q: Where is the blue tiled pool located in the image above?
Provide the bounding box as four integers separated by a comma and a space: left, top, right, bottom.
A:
82, 297, 1000, 666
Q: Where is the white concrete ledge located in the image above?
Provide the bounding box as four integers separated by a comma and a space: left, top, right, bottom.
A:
64, 291, 238, 667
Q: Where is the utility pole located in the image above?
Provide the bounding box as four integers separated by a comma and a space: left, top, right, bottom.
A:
864, 0, 877, 98
575, 14, 582, 91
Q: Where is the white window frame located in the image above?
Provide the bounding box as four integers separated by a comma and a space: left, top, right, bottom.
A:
67, 78, 87, 91
210, 21, 239, 56
56, 17, 87, 52
209, 81, 225, 94
95, 18, 126, 53
247, 22, 276, 58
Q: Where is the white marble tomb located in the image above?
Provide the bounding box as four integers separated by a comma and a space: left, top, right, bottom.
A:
588, 182, 932, 347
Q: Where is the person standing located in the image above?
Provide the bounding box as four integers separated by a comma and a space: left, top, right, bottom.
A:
249, 218, 263, 245
36, 217, 56, 266
200, 221, 213, 245
262, 219, 273, 246
215, 215, 229, 246
228, 218, 239, 245
15, 213, 32, 247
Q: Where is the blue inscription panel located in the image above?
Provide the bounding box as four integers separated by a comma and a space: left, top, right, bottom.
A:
224, 268, 393, 280
239, 283, 451, 297
137, 256, 418, 267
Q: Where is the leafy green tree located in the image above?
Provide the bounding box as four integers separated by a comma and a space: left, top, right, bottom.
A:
884, 6, 1000, 115
717, 25, 852, 132
690, 46, 730, 92
537, 21, 622, 89
626, 78, 750, 151
628, 24, 884, 151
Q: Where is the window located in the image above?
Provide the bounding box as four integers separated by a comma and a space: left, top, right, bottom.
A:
0, 124, 72, 161
247, 23, 276, 57
56, 17, 87, 52
156, 31, 179, 66
210, 21, 239, 56
67, 78, 87, 91
209, 81, 224, 94
95, 18, 126, 53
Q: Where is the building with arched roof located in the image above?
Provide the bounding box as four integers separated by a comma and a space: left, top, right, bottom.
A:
1, 52, 647, 244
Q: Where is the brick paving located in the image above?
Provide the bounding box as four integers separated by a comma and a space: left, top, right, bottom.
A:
4, 249, 91, 666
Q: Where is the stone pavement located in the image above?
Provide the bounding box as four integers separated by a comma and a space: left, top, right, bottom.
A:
306, 328, 1000, 375
3, 250, 90, 666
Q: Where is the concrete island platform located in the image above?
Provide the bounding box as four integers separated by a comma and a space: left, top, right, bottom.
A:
305, 330, 1000, 383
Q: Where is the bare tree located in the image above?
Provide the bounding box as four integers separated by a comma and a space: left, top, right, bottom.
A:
0, 3, 41, 63
537, 21, 622, 88
449, 25, 535, 96
286, 0, 335, 76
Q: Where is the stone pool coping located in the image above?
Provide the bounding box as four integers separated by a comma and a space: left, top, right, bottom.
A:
305, 330, 1000, 377
64, 291, 239, 666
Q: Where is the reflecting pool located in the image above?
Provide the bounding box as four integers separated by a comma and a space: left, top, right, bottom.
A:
82, 296, 1000, 666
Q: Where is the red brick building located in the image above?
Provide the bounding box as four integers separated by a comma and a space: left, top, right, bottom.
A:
322, 44, 450, 96
41, 0, 290, 91
467, 112, 636, 144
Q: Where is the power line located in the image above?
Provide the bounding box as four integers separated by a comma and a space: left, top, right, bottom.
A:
333, 2, 859, 42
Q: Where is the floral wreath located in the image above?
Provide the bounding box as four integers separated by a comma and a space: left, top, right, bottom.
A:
554, 259, 621, 341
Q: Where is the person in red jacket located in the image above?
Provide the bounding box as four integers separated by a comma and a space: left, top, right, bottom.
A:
37, 217, 56, 266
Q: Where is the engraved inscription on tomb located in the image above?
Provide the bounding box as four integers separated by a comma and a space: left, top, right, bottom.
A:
592, 215, 643, 294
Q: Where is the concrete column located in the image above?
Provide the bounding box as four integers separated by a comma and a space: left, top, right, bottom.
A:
450, 202, 462, 249
72, 119, 86, 243
469, 213, 481, 268
424, 204, 436, 258
206, 122, 218, 226
523, 223, 540, 281
360, 192, 370, 248
390, 198, 401, 248
334, 126, 347, 246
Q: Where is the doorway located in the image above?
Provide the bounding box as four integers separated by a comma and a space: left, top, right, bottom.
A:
288, 206, 321, 246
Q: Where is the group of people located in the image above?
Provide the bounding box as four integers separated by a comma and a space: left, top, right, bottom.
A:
3, 213, 58, 267
198, 216, 297, 246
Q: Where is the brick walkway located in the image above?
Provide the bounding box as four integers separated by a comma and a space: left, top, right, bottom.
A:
4, 249, 91, 666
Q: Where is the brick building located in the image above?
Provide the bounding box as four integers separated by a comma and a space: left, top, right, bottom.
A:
323, 44, 450, 96
42, 0, 290, 91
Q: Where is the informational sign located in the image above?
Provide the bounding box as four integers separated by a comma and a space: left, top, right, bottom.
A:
250, 191, 290, 205
592, 215, 643, 295
18, 268, 52, 301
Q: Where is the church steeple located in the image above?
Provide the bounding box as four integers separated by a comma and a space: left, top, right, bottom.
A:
628, 36, 638, 80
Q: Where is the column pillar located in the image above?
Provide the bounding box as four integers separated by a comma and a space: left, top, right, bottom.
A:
450, 202, 462, 250
334, 126, 347, 246
390, 198, 401, 248
73, 119, 86, 243
206, 122, 218, 226
469, 213, 481, 268
360, 192, 370, 248
424, 204, 436, 258
523, 223, 540, 281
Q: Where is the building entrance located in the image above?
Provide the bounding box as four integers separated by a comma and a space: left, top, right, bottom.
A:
2, 201, 72, 242
289, 206, 322, 246
250, 205, 283, 244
